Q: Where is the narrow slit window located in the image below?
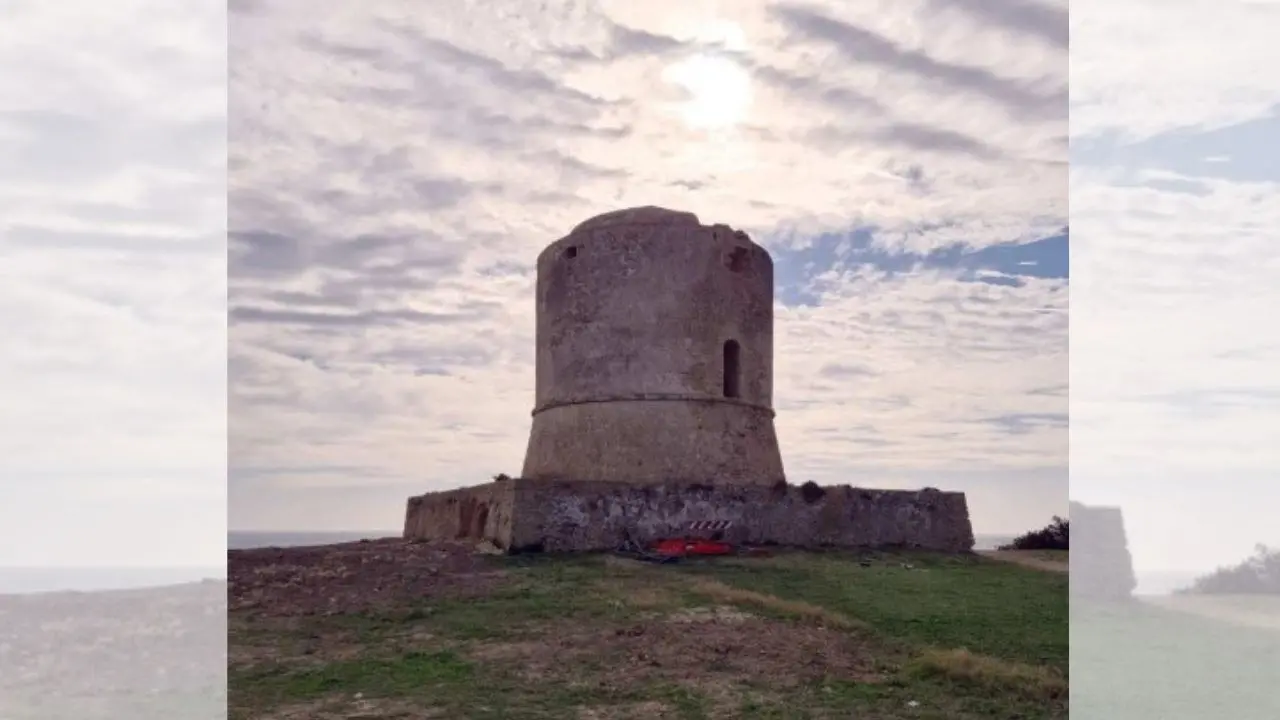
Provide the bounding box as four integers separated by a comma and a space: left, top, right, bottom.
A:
723, 340, 741, 398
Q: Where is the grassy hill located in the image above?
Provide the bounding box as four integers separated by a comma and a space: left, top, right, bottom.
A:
229, 542, 1067, 719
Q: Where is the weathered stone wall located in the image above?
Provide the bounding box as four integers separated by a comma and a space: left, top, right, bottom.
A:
522, 207, 785, 486
405, 478, 974, 554
522, 401, 784, 491
403, 481, 515, 547
1070, 501, 1136, 599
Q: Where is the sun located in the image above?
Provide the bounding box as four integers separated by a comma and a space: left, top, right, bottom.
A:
663, 52, 753, 130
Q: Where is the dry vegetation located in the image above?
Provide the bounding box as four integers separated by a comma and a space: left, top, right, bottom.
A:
228, 541, 1068, 719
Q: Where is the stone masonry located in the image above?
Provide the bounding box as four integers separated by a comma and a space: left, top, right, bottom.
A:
522, 206, 785, 486
404, 206, 976, 554
405, 478, 975, 553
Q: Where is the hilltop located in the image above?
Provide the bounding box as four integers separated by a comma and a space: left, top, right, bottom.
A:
229, 539, 1067, 719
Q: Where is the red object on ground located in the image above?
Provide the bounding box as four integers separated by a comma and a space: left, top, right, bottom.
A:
649, 538, 734, 557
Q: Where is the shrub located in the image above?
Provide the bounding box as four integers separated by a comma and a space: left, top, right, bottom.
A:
999, 516, 1069, 551
799, 481, 826, 504
770, 479, 790, 499
1181, 544, 1280, 595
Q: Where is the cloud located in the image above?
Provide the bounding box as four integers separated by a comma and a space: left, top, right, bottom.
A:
1069, 0, 1280, 139
1069, 0, 1280, 572
923, 0, 1068, 51
224, 0, 1068, 536
770, 3, 1065, 120
0, 0, 226, 566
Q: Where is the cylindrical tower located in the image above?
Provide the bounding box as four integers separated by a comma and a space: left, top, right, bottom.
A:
520, 206, 786, 486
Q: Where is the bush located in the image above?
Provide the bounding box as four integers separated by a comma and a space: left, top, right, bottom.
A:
799, 480, 826, 504
999, 516, 1069, 551
1181, 544, 1280, 595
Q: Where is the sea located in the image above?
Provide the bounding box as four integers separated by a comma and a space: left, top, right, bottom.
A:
0, 531, 1197, 595
227, 530, 397, 550
0, 532, 395, 595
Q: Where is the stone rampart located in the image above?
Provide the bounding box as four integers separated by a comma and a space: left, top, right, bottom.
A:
404, 478, 974, 554
402, 481, 516, 546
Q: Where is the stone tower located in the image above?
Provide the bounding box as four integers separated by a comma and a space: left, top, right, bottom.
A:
520, 206, 786, 486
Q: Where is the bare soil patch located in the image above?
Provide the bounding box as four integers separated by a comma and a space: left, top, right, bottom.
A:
575, 700, 676, 719
229, 539, 506, 617
255, 697, 448, 719
465, 611, 884, 691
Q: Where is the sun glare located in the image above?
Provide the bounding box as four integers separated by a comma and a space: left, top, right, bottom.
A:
663, 53, 753, 129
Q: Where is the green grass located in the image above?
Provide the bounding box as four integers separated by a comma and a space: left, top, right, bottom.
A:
229, 550, 1068, 719
234, 649, 474, 703
677, 551, 1067, 670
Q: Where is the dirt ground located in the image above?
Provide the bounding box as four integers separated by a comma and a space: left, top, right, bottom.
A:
229, 538, 506, 617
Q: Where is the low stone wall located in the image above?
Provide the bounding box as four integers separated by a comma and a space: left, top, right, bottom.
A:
403, 481, 516, 547
1070, 501, 1136, 599
404, 478, 974, 554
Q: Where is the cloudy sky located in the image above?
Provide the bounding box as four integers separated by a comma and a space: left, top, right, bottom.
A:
228, 0, 1069, 539
1069, 0, 1280, 574
0, 0, 226, 567
3, 0, 1275, 574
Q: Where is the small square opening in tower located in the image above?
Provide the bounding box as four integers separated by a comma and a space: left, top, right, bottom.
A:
723, 339, 741, 398
565, 246, 578, 259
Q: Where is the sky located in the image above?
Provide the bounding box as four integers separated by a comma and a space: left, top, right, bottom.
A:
0, 0, 1274, 574
1069, 0, 1280, 573
226, 0, 1069, 541
0, 0, 226, 567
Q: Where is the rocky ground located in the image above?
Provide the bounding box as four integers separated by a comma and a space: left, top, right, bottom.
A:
229, 538, 505, 617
